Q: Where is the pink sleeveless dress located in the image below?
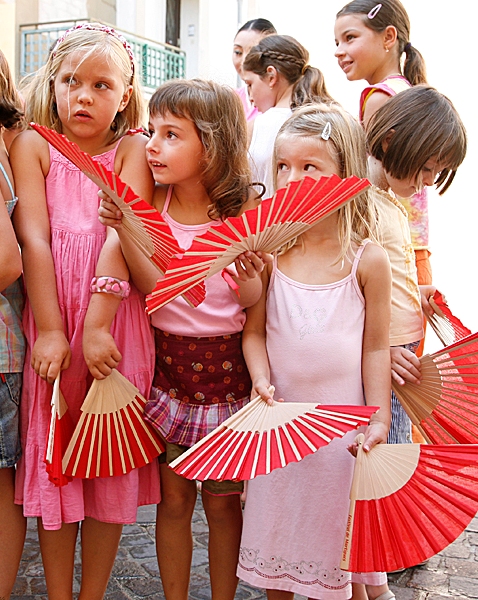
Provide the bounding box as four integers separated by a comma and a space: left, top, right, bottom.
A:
15, 142, 160, 530
237, 242, 386, 598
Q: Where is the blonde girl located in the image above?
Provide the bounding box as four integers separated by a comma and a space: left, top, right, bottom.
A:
11, 24, 159, 599
0, 48, 26, 599
237, 104, 394, 600
242, 34, 333, 199
98, 79, 270, 600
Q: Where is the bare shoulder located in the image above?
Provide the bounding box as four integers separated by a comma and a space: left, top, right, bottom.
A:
116, 131, 149, 154
10, 129, 50, 174
357, 242, 390, 284
363, 91, 391, 127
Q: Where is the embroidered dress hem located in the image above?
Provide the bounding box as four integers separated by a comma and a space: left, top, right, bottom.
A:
145, 388, 249, 447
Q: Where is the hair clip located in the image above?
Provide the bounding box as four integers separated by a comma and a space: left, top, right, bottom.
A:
321, 122, 332, 141
367, 3, 382, 18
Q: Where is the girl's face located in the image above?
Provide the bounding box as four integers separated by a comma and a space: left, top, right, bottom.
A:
386, 157, 447, 198
53, 50, 131, 146
146, 111, 205, 186
276, 135, 340, 189
232, 29, 264, 76
334, 15, 389, 83
242, 70, 276, 113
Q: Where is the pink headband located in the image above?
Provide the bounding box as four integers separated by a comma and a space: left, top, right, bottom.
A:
52, 23, 135, 76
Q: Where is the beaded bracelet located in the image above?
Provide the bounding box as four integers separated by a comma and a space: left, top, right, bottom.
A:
90, 276, 131, 299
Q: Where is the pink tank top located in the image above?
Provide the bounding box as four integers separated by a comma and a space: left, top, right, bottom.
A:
150, 186, 246, 336
265, 243, 369, 405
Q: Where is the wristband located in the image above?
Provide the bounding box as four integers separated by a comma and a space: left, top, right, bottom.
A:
90, 276, 131, 299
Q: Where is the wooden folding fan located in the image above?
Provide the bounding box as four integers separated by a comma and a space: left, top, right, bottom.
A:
341, 433, 478, 573
62, 370, 165, 479
392, 332, 478, 444
170, 395, 378, 481
427, 290, 471, 347
146, 174, 370, 313
30, 123, 204, 308
44, 374, 75, 487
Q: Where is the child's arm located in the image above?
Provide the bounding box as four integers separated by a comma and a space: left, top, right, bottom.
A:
390, 285, 434, 386
419, 284, 437, 319
356, 243, 393, 452
224, 250, 273, 308
97, 187, 163, 294
362, 91, 392, 128
0, 189, 22, 290
11, 132, 71, 383
242, 266, 274, 404
83, 134, 154, 379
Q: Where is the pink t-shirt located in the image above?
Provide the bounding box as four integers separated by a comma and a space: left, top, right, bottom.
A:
236, 86, 259, 122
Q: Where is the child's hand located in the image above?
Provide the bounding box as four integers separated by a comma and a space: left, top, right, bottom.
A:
419, 284, 437, 318
348, 419, 389, 456
391, 346, 421, 386
252, 378, 277, 406
98, 191, 123, 229
32, 330, 71, 384
232, 251, 273, 282
83, 326, 122, 379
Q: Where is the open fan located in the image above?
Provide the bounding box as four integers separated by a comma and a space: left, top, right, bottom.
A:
44, 374, 75, 487
392, 332, 478, 444
62, 370, 165, 479
170, 396, 377, 481
427, 290, 471, 347
341, 434, 478, 573
147, 174, 370, 313
30, 124, 204, 307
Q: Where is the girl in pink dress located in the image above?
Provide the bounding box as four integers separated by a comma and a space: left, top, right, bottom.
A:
237, 104, 394, 600
98, 79, 271, 600
11, 24, 159, 599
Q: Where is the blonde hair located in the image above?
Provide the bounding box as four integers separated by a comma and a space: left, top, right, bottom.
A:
149, 79, 251, 220
274, 104, 377, 259
0, 50, 24, 129
24, 24, 143, 140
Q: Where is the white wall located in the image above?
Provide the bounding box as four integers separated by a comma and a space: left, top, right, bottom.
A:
181, 0, 478, 349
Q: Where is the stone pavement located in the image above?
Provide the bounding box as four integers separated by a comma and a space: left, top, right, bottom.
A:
11, 499, 478, 599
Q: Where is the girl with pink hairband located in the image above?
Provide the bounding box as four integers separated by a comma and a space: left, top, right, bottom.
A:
11, 23, 159, 599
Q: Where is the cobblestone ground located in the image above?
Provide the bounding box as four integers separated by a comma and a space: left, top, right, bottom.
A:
11, 500, 478, 600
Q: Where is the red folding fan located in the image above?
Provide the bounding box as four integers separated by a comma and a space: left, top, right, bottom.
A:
31, 123, 204, 307
392, 332, 478, 444
170, 396, 377, 481
341, 433, 478, 573
146, 174, 370, 312
427, 290, 471, 346
44, 374, 75, 487
62, 369, 165, 479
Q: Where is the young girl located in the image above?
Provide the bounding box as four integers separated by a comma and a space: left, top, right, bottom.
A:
10, 24, 159, 599
242, 34, 334, 199
237, 104, 394, 600
232, 18, 277, 121
98, 79, 269, 600
365, 85, 466, 394
0, 48, 26, 600
334, 0, 431, 360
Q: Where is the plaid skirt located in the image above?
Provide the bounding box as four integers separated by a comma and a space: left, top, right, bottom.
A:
144, 329, 251, 446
